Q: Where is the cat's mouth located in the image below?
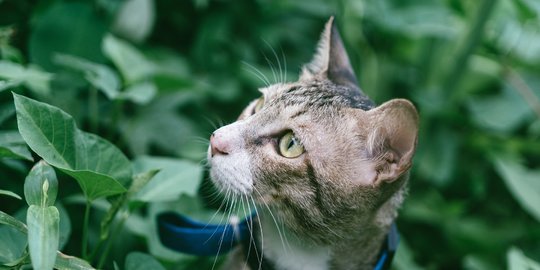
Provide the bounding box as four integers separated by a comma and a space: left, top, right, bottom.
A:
208, 148, 255, 196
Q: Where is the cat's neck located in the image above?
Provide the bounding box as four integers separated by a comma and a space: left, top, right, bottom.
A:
256, 209, 388, 270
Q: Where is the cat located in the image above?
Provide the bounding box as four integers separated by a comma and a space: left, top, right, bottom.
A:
207, 17, 419, 270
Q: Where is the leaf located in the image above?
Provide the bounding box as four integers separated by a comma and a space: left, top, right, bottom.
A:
0, 189, 22, 200
494, 157, 540, 222
0, 210, 28, 234
0, 223, 27, 265
132, 156, 202, 202
27, 205, 59, 270
0, 79, 20, 92
507, 247, 540, 270
29, 2, 107, 71
125, 252, 165, 270
13, 93, 132, 200
112, 0, 156, 43
102, 34, 155, 84
24, 161, 58, 207
55, 251, 95, 270
54, 54, 121, 99
118, 81, 157, 104
56, 204, 71, 250
0, 61, 52, 95
393, 238, 424, 270
0, 130, 33, 161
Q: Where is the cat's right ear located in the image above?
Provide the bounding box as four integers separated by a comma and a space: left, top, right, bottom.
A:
348, 99, 419, 186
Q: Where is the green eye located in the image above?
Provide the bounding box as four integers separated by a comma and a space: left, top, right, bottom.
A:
253, 97, 264, 114
278, 131, 304, 158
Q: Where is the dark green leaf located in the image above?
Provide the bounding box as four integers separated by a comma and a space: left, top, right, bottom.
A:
14, 93, 132, 200
125, 252, 165, 270
27, 205, 59, 270
0, 130, 33, 161
24, 161, 58, 207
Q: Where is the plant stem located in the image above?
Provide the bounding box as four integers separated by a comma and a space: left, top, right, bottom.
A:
443, 0, 498, 98
97, 213, 128, 269
89, 86, 99, 133
81, 200, 91, 259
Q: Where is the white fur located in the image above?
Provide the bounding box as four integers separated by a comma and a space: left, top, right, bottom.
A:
259, 212, 331, 270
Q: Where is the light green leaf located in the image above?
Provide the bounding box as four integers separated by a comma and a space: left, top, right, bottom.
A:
494, 157, 540, 222
55, 251, 95, 270
27, 205, 59, 270
0, 130, 33, 161
0, 79, 21, 92
54, 54, 121, 99
57, 204, 71, 250
112, 0, 155, 43
102, 34, 155, 84
393, 238, 424, 270
0, 61, 52, 95
0, 223, 27, 265
0, 189, 22, 200
14, 93, 131, 200
132, 156, 202, 202
24, 161, 58, 207
507, 247, 540, 270
125, 252, 165, 270
0, 210, 28, 234
118, 81, 157, 104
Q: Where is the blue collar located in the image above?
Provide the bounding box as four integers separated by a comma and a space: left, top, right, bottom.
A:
157, 212, 399, 270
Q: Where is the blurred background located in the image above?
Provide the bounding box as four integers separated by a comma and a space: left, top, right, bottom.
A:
0, 0, 539, 269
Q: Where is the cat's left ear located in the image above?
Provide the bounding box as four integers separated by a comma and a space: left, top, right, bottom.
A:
300, 17, 359, 90
349, 99, 419, 185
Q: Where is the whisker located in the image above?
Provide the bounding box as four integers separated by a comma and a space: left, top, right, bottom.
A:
261, 50, 278, 84
242, 61, 271, 87
280, 45, 288, 83
263, 39, 283, 84
252, 187, 289, 253
249, 196, 264, 270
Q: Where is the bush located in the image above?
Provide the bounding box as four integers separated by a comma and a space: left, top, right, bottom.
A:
0, 0, 539, 269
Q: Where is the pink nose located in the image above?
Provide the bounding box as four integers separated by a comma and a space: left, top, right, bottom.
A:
210, 132, 230, 156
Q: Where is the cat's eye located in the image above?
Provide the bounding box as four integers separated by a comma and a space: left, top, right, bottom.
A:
278, 131, 304, 158
253, 97, 264, 114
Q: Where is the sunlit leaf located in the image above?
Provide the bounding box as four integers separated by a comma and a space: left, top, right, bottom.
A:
0, 130, 33, 161
0, 223, 27, 265
118, 81, 157, 104
112, 0, 155, 43
55, 251, 95, 270
507, 247, 540, 270
0, 189, 22, 200
0, 210, 27, 234
125, 252, 165, 270
102, 34, 155, 84
0, 61, 52, 95
27, 205, 59, 270
56, 204, 71, 250
494, 157, 540, 222
132, 156, 202, 202
24, 161, 58, 207
14, 93, 131, 200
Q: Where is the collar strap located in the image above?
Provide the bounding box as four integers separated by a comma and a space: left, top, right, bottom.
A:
157, 212, 399, 270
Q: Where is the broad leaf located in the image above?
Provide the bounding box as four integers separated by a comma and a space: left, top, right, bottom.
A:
112, 0, 155, 43
57, 204, 71, 250
0, 79, 20, 92
27, 205, 59, 270
14, 93, 131, 200
0, 189, 22, 200
54, 54, 121, 99
102, 34, 155, 84
0, 210, 28, 234
24, 161, 58, 207
125, 252, 165, 270
132, 156, 202, 202
0, 61, 52, 95
0, 223, 27, 265
494, 157, 540, 222
507, 247, 540, 270
0, 130, 33, 161
118, 81, 157, 104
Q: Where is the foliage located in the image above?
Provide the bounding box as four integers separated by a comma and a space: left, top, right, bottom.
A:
0, 0, 539, 269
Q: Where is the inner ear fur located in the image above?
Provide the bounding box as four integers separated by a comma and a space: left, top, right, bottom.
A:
351, 99, 419, 185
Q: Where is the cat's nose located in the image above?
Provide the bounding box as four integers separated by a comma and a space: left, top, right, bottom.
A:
210, 132, 230, 156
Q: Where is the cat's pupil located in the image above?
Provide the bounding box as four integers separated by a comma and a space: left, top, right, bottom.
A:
288, 138, 295, 149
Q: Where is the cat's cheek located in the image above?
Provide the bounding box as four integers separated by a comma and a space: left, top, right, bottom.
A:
209, 150, 254, 195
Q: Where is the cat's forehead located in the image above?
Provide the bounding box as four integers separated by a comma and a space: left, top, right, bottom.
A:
259, 80, 375, 111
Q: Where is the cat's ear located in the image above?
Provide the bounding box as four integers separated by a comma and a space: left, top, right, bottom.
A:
350, 99, 419, 185
300, 17, 359, 90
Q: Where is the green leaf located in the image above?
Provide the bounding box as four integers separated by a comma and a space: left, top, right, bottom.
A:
56, 204, 71, 250
0, 130, 33, 161
494, 157, 540, 222
507, 247, 540, 270
125, 252, 165, 270
54, 54, 121, 99
29, 2, 107, 71
112, 0, 156, 43
102, 34, 155, 84
118, 81, 157, 104
132, 156, 202, 202
24, 161, 58, 207
0, 61, 52, 95
27, 205, 59, 270
0, 223, 27, 265
14, 93, 132, 200
55, 251, 95, 270
0, 210, 28, 234
0, 189, 22, 200
0, 79, 20, 92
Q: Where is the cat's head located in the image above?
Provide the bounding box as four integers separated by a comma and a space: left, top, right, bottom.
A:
208, 17, 418, 242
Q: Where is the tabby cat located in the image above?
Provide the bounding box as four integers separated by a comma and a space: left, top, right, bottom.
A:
208, 17, 419, 270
